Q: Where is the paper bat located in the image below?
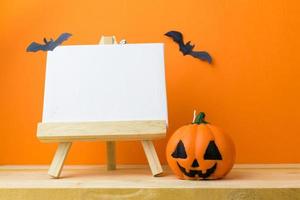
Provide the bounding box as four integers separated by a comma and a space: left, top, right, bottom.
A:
26, 33, 72, 52
165, 31, 212, 63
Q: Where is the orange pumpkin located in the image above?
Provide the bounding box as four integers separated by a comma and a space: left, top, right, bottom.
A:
166, 112, 235, 180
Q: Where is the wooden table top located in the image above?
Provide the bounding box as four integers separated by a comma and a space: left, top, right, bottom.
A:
0, 164, 299, 200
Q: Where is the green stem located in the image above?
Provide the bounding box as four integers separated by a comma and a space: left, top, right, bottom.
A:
193, 112, 208, 124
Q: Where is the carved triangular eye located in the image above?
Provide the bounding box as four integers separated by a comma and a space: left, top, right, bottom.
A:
172, 140, 187, 159
204, 141, 222, 160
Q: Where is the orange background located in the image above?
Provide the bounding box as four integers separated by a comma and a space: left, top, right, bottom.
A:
1, 0, 299, 164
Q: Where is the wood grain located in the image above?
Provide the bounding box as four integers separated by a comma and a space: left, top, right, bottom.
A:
37, 120, 166, 142
1, 164, 299, 188
0, 164, 299, 200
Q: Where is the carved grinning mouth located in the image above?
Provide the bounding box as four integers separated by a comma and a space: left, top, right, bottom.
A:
177, 162, 217, 179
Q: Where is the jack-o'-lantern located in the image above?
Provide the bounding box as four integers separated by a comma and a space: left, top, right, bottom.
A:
166, 112, 235, 180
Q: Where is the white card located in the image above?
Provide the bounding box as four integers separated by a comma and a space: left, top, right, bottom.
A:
42, 43, 168, 124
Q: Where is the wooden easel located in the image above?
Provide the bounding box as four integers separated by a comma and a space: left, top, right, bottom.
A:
37, 36, 165, 178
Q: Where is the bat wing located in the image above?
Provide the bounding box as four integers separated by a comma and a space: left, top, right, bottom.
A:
165, 31, 184, 45
189, 51, 212, 63
165, 31, 191, 55
26, 42, 46, 52
53, 33, 72, 47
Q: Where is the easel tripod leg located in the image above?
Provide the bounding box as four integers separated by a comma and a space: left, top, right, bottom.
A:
48, 142, 72, 178
141, 140, 163, 176
106, 141, 116, 170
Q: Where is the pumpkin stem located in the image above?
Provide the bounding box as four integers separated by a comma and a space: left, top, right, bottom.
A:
193, 112, 208, 124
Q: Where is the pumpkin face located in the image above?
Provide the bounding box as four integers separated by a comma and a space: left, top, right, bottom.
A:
166, 112, 235, 180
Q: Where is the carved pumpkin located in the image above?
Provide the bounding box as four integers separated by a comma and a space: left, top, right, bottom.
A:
166, 112, 235, 180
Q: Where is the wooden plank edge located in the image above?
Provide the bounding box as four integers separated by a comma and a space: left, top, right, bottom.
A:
0, 188, 299, 200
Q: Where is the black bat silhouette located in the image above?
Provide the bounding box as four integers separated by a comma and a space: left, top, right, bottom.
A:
26, 33, 72, 52
165, 31, 212, 63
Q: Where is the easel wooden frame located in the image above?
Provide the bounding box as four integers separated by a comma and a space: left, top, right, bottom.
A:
37, 36, 165, 178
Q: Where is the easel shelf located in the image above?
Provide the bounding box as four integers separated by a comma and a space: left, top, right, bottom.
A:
37, 120, 166, 142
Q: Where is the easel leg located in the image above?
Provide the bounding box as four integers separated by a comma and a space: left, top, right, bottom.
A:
141, 140, 163, 177
106, 141, 116, 170
48, 142, 72, 178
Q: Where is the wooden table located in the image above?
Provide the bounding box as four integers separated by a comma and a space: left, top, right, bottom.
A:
0, 164, 299, 200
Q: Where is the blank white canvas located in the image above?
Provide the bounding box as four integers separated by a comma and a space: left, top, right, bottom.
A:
42, 43, 168, 124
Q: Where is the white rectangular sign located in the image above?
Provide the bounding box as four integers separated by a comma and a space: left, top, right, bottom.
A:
42, 43, 168, 123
